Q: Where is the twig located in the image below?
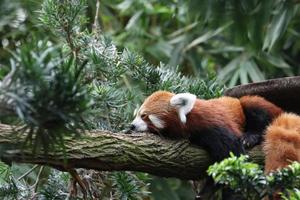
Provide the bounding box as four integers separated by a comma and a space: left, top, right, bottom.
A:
69, 168, 88, 200
92, 0, 101, 32
32, 165, 44, 192
17, 164, 39, 181
0, 62, 16, 88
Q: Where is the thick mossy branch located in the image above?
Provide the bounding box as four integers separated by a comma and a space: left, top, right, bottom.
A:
0, 124, 263, 180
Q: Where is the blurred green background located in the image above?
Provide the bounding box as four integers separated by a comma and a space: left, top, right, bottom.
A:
1, 0, 299, 87
0, 0, 299, 199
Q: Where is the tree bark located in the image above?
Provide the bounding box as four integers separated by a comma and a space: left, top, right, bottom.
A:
0, 123, 263, 180
225, 76, 300, 114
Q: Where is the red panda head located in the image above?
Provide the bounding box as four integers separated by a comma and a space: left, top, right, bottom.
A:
130, 91, 196, 138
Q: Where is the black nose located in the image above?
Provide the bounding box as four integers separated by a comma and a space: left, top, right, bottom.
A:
130, 124, 136, 130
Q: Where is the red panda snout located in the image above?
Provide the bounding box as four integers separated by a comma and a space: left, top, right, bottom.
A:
131, 115, 148, 132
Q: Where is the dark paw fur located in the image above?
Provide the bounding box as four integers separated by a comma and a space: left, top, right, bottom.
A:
240, 134, 262, 149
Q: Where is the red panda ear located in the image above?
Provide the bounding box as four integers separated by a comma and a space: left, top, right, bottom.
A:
170, 93, 196, 123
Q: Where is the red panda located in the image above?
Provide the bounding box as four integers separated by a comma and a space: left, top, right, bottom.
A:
263, 113, 300, 173
130, 91, 282, 162
262, 113, 300, 200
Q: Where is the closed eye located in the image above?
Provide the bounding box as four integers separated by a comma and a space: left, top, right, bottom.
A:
141, 114, 147, 119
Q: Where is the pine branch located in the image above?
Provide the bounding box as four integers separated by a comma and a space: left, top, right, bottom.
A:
0, 123, 263, 180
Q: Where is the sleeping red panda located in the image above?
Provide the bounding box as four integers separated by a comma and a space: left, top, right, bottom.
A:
130, 91, 282, 162
263, 113, 300, 173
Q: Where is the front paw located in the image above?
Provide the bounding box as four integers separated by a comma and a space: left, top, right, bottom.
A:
240, 134, 261, 149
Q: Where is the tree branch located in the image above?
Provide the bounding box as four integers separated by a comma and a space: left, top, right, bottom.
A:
0, 123, 263, 180
225, 76, 300, 114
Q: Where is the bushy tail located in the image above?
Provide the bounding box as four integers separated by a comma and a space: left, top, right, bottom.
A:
263, 113, 300, 173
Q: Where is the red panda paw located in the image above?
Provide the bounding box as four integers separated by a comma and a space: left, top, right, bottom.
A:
240, 133, 262, 149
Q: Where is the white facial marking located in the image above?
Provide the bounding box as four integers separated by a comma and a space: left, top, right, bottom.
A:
149, 115, 165, 129
170, 93, 196, 124
132, 116, 148, 131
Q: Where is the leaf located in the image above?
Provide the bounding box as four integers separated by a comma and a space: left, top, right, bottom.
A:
0, 162, 10, 183
263, 4, 295, 51
229, 69, 240, 87
245, 60, 265, 82
146, 40, 173, 58
168, 21, 199, 38
207, 46, 244, 54
239, 65, 248, 84
218, 55, 243, 83
263, 53, 291, 69
116, 0, 134, 12
168, 34, 186, 45
183, 22, 232, 52
125, 11, 143, 30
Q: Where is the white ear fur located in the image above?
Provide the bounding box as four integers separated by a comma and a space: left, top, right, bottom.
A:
170, 93, 196, 124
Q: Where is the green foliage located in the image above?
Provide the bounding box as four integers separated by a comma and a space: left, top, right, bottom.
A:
39, 171, 70, 200
110, 172, 150, 200
37, 0, 225, 132
0, 178, 20, 200
0, 161, 75, 200
0, 39, 91, 153
1, 163, 151, 200
282, 189, 300, 200
88, 43, 224, 130
208, 154, 266, 199
39, 0, 87, 33
208, 154, 300, 200
267, 161, 300, 199
0, 0, 45, 65
0, 161, 11, 183
99, 0, 300, 86
39, 0, 88, 56
149, 177, 196, 200
0, 0, 224, 199
0, 162, 35, 199
1, 0, 299, 199
0, 163, 20, 199
0, 0, 20, 31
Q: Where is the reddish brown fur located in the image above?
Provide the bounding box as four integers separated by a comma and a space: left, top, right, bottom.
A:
140, 91, 285, 145
140, 91, 297, 199
139, 91, 246, 138
240, 96, 283, 118
139, 91, 185, 138
263, 113, 300, 174
139, 91, 174, 115
186, 97, 245, 137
